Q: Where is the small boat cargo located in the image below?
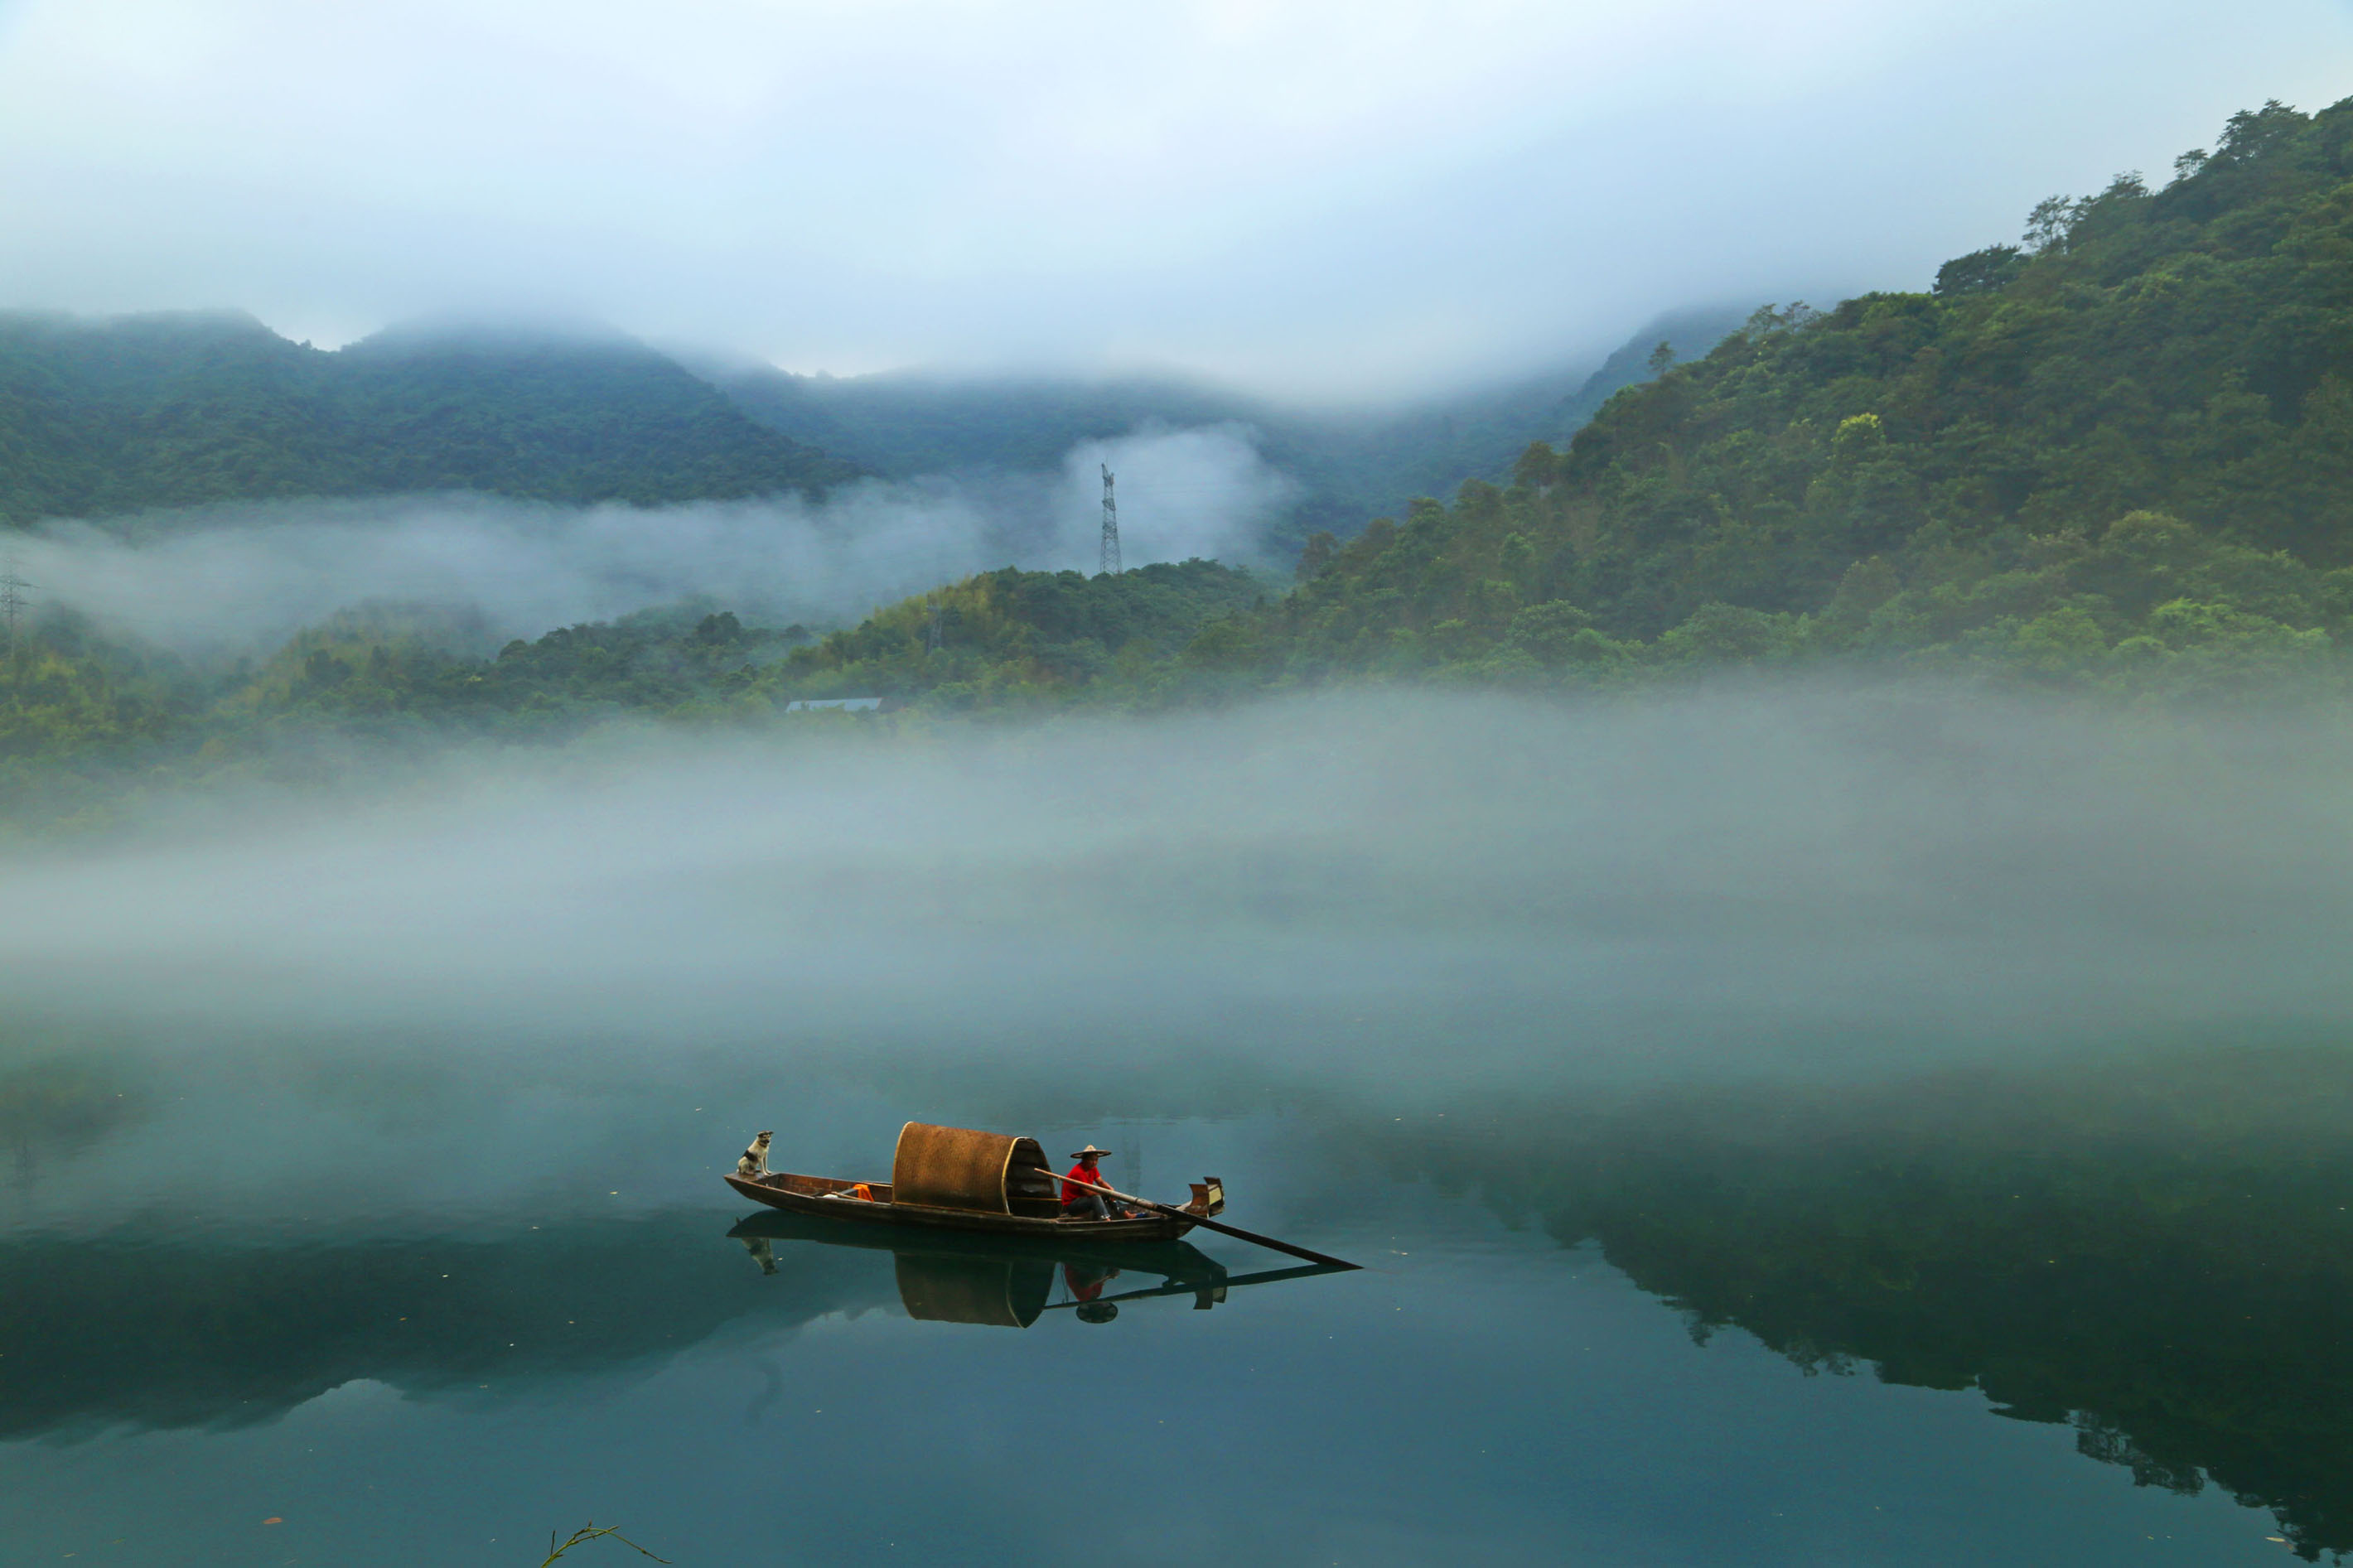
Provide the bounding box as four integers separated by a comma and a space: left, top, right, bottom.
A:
725, 1121, 1225, 1243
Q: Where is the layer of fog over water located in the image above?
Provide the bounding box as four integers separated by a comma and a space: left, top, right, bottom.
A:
5, 685, 2350, 1064
7, 680, 2351, 1561
8, 422, 1290, 659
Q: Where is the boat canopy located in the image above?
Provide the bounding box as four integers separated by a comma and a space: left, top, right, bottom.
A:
891, 1122, 1060, 1218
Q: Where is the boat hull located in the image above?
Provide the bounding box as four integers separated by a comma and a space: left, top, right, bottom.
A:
726, 1170, 1198, 1242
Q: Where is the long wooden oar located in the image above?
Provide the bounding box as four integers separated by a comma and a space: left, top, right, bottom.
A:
1029, 1169, 1360, 1271
1041, 1260, 1350, 1311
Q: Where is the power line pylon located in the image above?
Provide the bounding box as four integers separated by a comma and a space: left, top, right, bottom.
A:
0, 557, 32, 687
1099, 464, 1121, 577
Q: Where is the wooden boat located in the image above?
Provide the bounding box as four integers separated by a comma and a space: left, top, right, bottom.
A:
723, 1121, 1224, 1244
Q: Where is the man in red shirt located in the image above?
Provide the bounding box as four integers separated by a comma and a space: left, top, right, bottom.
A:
1061, 1145, 1132, 1221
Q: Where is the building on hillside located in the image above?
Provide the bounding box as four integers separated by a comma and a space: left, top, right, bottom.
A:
783, 696, 886, 713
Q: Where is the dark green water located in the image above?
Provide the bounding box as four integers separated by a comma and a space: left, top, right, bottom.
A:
2, 1030, 2343, 1566
7, 694, 2353, 1563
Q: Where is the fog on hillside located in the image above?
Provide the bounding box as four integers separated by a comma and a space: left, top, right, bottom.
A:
7, 424, 1293, 659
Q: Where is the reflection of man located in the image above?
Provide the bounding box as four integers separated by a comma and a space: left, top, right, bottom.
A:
1065, 1259, 1121, 1324
1061, 1145, 1128, 1220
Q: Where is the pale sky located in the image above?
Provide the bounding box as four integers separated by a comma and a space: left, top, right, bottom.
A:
2, 0, 2350, 400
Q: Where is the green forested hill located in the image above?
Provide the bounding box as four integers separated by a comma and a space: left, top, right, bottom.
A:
685, 98, 2353, 710
14, 96, 2353, 832
0, 303, 1738, 543
1547, 94, 2353, 620
1252, 97, 2353, 692
773, 558, 1265, 706
0, 313, 858, 522
684, 100, 2353, 710
0, 562, 1268, 829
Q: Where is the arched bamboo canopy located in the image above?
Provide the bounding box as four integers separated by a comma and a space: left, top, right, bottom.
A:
890, 1122, 1060, 1218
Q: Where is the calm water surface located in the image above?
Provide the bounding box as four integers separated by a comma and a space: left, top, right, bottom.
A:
2, 1025, 2340, 1566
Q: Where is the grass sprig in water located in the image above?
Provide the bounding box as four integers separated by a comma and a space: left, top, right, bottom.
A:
540, 1522, 669, 1566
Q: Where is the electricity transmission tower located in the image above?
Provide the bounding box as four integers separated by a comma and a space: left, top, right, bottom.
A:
0, 557, 31, 687
1099, 464, 1121, 577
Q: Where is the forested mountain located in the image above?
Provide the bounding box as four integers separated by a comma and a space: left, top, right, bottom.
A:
691, 306, 1747, 551
10, 96, 2353, 831
1241, 95, 2353, 693
0, 312, 858, 522
0, 302, 1743, 542
671, 97, 2353, 708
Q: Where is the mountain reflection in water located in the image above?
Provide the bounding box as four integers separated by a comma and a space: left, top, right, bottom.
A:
1368, 1045, 2353, 1562
0, 1210, 875, 1440
0, 1180, 1346, 1441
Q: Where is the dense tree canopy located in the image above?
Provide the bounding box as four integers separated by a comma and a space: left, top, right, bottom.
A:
0, 313, 857, 522
775, 558, 1265, 708
1248, 97, 2353, 696
8, 96, 2353, 828
0, 563, 1266, 831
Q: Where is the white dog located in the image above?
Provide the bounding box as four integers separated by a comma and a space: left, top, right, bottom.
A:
735, 1130, 773, 1179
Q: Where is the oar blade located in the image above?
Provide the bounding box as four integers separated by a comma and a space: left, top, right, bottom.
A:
1186, 1213, 1360, 1271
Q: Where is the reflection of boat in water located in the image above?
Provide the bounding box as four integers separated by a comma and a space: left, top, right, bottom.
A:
724, 1121, 1224, 1245
728, 1208, 1345, 1329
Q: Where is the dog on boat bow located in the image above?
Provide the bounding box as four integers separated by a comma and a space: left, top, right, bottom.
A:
736, 1131, 773, 1179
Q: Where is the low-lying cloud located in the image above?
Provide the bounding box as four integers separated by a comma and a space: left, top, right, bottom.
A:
10, 424, 1296, 659
5, 0, 2345, 397
6, 683, 2350, 1094
1052, 424, 1298, 570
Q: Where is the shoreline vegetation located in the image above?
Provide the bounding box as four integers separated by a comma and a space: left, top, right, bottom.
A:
6, 95, 2353, 831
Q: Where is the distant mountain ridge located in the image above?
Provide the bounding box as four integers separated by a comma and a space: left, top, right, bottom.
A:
691, 305, 1749, 552
0, 311, 858, 523
0, 304, 1754, 545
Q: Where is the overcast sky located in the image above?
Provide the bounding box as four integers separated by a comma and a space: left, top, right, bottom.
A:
1, 1, 2349, 401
